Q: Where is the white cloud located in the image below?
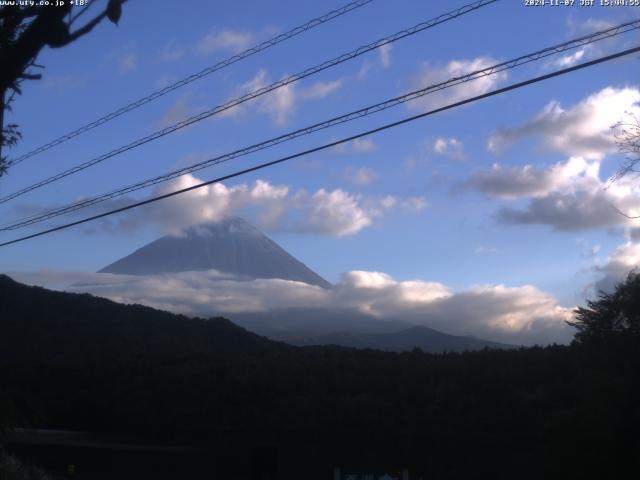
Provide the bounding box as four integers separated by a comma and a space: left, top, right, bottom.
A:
356, 61, 372, 80
407, 57, 507, 111
463, 89, 640, 233
582, 19, 615, 32
494, 189, 623, 231
153, 75, 173, 90
488, 87, 640, 160
11, 269, 573, 345
156, 93, 202, 129
159, 39, 184, 62
630, 228, 640, 242
333, 137, 378, 154
344, 167, 376, 186
260, 77, 344, 124
474, 245, 498, 254
569, 17, 615, 35
217, 71, 342, 126
302, 79, 343, 99
431, 137, 464, 160
44, 74, 86, 90
492, 158, 640, 231
400, 196, 429, 213
380, 195, 397, 209
556, 48, 587, 68
592, 239, 640, 294
198, 28, 252, 55
463, 155, 640, 231
352, 138, 377, 153
260, 82, 296, 126
216, 69, 268, 119
463, 163, 557, 200
545, 17, 629, 71
43, 175, 415, 237
160, 69, 335, 129
462, 156, 600, 200
118, 52, 137, 74
378, 43, 392, 68
182, 69, 294, 124
303, 189, 376, 236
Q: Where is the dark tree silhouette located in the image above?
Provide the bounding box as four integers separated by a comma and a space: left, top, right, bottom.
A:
1, 274, 639, 478
0, 448, 51, 480
612, 114, 640, 182
568, 270, 640, 344
603, 114, 640, 221
0, 0, 125, 176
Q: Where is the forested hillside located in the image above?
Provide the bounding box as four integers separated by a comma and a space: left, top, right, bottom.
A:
1, 274, 638, 479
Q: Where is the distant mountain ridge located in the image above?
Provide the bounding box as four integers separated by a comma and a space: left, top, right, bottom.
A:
286, 325, 517, 352
227, 308, 517, 353
99, 217, 331, 288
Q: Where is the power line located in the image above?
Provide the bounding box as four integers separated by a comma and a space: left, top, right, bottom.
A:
1, 44, 638, 249
2, 18, 638, 232
5, 0, 375, 168
0, 0, 499, 206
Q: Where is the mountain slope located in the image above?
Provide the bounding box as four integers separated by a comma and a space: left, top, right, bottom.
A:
99, 217, 331, 288
0, 274, 278, 366
228, 308, 516, 352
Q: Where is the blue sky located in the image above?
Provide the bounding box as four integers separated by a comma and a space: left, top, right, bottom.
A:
2, 0, 640, 344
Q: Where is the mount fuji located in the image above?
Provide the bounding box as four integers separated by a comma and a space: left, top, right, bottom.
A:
99, 217, 331, 289
94, 217, 515, 352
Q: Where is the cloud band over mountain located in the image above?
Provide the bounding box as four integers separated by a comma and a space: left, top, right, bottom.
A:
9, 268, 575, 346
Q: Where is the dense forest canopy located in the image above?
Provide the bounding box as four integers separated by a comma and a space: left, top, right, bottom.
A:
569, 270, 640, 344
0, 274, 639, 478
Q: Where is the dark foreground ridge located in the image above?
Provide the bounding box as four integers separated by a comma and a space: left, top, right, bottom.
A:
0, 273, 276, 360
1, 274, 638, 479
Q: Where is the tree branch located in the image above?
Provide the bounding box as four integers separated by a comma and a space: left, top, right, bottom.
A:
611, 203, 640, 220
69, 0, 97, 27
57, 9, 108, 46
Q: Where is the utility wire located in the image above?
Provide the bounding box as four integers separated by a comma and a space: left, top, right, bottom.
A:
2, 18, 638, 231
0, 0, 499, 205
1, 44, 638, 249
5, 0, 375, 168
